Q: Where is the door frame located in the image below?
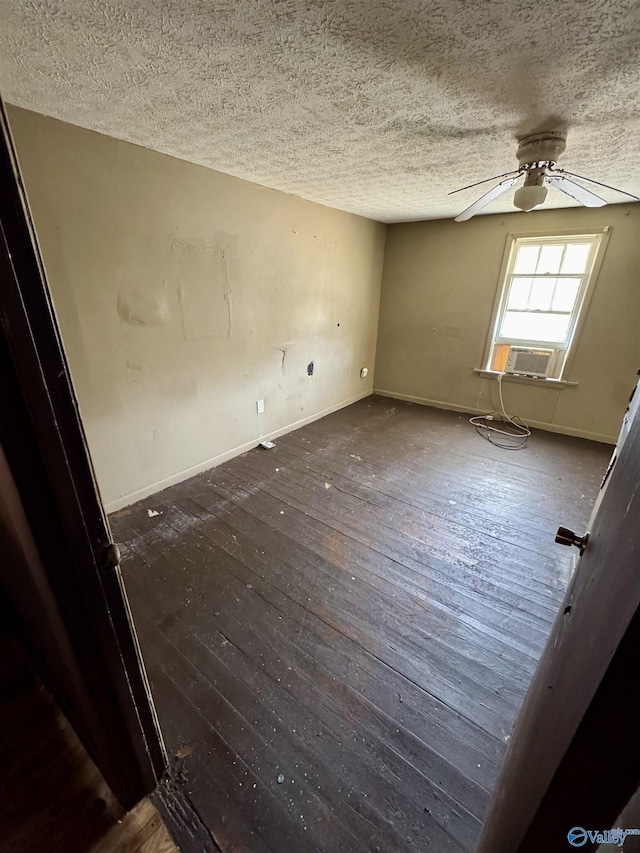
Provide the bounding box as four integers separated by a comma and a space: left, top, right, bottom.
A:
0, 99, 166, 807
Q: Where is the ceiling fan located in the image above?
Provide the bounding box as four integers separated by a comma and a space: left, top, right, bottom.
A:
450, 131, 639, 222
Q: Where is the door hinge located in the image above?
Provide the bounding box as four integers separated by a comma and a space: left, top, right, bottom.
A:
99, 542, 121, 570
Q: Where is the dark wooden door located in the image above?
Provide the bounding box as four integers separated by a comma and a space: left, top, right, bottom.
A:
476, 384, 640, 851
0, 100, 166, 807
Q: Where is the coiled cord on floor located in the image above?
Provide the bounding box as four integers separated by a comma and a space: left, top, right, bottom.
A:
470, 371, 531, 450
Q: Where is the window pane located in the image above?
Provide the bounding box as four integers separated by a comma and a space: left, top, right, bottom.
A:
536, 244, 564, 274
514, 245, 540, 274
508, 277, 532, 309
561, 243, 591, 274
529, 278, 556, 311
501, 311, 571, 343
552, 277, 581, 312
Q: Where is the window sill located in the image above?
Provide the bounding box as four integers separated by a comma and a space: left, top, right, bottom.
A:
473, 369, 578, 389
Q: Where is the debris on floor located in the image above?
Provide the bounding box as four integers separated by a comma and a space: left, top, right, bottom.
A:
175, 744, 192, 760
147, 509, 162, 518
260, 440, 277, 449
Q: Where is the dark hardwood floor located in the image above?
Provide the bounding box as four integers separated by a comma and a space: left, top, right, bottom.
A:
110, 396, 611, 853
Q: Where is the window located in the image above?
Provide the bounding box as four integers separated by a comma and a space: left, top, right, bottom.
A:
487, 233, 606, 380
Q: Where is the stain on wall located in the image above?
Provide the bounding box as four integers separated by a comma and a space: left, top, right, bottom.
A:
117, 289, 171, 326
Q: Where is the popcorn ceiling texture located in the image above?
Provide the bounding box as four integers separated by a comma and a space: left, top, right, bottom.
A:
1, 0, 639, 222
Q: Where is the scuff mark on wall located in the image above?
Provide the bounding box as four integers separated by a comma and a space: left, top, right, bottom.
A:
173, 240, 232, 340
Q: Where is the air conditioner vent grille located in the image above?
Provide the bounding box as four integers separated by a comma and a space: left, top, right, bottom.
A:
506, 347, 554, 378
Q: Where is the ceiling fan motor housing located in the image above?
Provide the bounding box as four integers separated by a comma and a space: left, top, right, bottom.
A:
513, 132, 567, 211
516, 131, 567, 168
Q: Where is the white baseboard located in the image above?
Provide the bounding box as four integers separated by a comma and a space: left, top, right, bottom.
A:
373, 388, 616, 445
104, 389, 373, 513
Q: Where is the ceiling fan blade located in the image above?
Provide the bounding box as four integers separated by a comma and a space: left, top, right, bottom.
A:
547, 175, 606, 207
554, 169, 640, 201
448, 170, 520, 195
454, 177, 520, 222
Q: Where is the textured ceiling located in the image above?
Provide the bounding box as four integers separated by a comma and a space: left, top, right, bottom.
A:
1, 0, 640, 222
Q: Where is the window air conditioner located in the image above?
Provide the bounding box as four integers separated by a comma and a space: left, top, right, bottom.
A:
505, 347, 554, 378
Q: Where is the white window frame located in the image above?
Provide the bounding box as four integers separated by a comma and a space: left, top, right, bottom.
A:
483, 228, 611, 382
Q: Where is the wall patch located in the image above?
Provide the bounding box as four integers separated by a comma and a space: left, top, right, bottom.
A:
173, 241, 231, 340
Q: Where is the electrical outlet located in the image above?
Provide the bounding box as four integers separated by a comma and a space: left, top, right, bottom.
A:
360, 367, 368, 379
256, 399, 265, 414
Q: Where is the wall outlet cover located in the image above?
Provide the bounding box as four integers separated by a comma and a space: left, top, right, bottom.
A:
360, 367, 368, 379
256, 399, 265, 414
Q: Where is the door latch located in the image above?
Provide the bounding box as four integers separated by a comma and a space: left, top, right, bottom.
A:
555, 526, 589, 555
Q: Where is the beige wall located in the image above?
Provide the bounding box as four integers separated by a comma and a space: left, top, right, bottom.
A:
375, 205, 640, 443
8, 107, 386, 510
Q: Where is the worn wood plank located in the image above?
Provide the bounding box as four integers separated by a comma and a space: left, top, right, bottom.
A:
137, 825, 180, 853
111, 396, 610, 853
88, 799, 164, 853
196, 466, 557, 632
126, 561, 482, 848
124, 523, 506, 790
151, 776, 220, 853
